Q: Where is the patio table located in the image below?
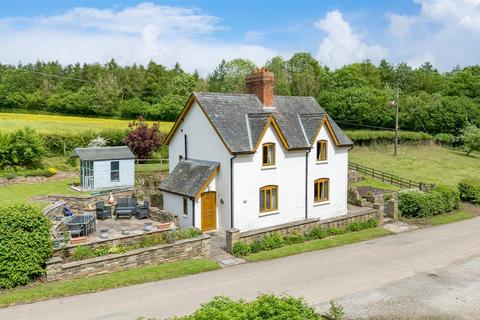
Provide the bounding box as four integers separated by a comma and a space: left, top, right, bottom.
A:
66, 214, 96, 237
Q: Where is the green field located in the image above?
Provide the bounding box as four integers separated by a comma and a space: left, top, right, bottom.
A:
350, 144, 480, 186
0, 112, 173, 135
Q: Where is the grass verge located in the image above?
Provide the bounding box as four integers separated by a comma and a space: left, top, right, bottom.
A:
245, 227, 391, 262
0, 259, 219, 308
426, 210, 473, 226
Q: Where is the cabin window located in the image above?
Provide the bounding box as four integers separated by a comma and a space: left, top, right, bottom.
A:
259, 185, 278, 213
262, 143, 275, 166
317, 140, 328, 161
314, 178, 329, 203
110, 161, 120, 182
183, 197, 188, 216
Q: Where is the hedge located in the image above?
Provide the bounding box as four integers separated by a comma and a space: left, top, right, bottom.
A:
177, 294, 322, 320
40, 129, 127, 155
398, 185, 459, 218
458, 179, 480, 204
345, 130, 434, 145
0, 204, 53, 288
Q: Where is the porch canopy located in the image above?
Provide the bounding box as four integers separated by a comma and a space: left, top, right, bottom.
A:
160, 159, 219, 199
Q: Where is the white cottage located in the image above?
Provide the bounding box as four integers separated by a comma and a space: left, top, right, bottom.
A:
160, 68, 353, 232
73, 146, 135, 191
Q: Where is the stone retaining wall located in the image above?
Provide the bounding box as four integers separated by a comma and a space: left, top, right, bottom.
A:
53, 227, 174, 260
226, 209, 380, 252
46, 234, 211, 282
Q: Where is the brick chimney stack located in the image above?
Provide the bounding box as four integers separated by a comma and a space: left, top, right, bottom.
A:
245, 67, 275, 107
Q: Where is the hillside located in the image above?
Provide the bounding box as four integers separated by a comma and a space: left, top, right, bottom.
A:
350, 144, 480, 187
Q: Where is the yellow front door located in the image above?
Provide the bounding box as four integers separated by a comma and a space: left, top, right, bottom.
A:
201, 191, 216, 231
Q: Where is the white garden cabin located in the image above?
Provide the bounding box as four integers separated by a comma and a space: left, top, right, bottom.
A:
160, 68, 353, 232
73, 146, 135, 191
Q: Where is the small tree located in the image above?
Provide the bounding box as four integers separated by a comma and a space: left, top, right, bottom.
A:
460, 123, 480, 156
123, 117, 162, 159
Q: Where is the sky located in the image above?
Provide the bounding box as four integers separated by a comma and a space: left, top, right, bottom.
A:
1, 0, 479, 74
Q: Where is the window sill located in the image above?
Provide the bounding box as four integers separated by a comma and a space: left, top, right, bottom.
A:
313, 201, 330, 207
316, 160, 328, 165
259, 210, 279, 217
261, 165, 277, 170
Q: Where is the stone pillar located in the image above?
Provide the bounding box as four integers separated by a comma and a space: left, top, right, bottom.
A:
372, 203, 385, 225
201, 235, 211, 257
385, 199, 399, 221
226, 228, 240, 253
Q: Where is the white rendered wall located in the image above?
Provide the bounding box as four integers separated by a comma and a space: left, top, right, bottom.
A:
93, 159, 134, 191
233, 125, 306, 231
164, 192, 193, 229
167, 101, 231, 230
308, 125, 349, 220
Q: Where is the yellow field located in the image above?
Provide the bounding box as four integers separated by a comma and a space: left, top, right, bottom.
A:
0, 113, 174, 134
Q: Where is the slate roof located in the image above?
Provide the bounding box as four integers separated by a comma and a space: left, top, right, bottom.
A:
73, 146, 135, 161
191, 92, 352, 153
159, 159, 219, 198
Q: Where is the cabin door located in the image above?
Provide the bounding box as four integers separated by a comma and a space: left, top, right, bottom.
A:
201, 191, 216, 232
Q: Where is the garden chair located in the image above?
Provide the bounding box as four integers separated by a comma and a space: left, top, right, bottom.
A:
95, 201, 111, 220
135, 201, 150, 219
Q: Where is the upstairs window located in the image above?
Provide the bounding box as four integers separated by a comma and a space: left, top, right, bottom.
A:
259, 185, 278, 213
110, 161, 120, 182
317, 140, 328, 161
314, 178, 329, 203
262, 143, 275, 166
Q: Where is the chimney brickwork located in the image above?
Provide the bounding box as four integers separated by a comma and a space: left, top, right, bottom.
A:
245, 67, 275, 107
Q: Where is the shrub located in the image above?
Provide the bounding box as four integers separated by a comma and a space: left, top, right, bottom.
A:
365, 218, 379, 228
345, 130, 433, 145
458, 179, 480, 203
232, 241, 251, 257
432, 185, 460, 211
73, 246, 95, 260
0, 204, 53, 288
165, 227, 202, 244
346, 222, 363, 232
307, 227, 327, 240
123, 117, 163, 159
398, 190, 445, 217
434, 133, 456, 146
284, 230, 305, 245
327, 227, 346, 236
249, 240, 263, 253
260, 233, 284, 251
180, 294, 322, 320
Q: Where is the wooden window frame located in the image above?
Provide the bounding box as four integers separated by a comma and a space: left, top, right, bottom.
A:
316, 140, 328, 161
262, 143, 276, 166
314, 178, 329, 203
259, 185, 278, 213
183, 197, 189, 216
110, 161, 120, 182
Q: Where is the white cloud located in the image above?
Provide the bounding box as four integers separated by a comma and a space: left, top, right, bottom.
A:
0, 2, 278, 75
314, 10, 388, 68
387, 0, 480, 70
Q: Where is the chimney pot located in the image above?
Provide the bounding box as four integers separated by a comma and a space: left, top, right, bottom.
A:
245, 67, 275, 107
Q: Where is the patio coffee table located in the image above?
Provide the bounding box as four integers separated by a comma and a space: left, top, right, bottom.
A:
66, 214, 96, 237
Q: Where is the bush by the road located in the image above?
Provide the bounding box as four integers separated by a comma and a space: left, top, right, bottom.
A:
399, 185, 459, 218
458, 179, 480, 204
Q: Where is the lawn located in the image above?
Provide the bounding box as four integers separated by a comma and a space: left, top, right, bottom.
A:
0, 179, 80, 207
0, 259, 219, 308
350, 144, 480, 186
351, 176, 400, 191
0, 112, 173, 135
245, 227, 391, 262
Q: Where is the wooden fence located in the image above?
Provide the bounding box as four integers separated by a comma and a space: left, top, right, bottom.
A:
349, 162, 435, 192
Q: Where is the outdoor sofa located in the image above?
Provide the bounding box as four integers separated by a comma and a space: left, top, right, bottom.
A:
115, 197, 137, 219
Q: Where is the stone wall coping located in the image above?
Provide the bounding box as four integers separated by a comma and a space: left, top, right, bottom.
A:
239, 209, 378, 238
48, 234, 210, 268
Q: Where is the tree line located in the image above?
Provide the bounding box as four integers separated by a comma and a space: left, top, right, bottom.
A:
1, 53, 480, 134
